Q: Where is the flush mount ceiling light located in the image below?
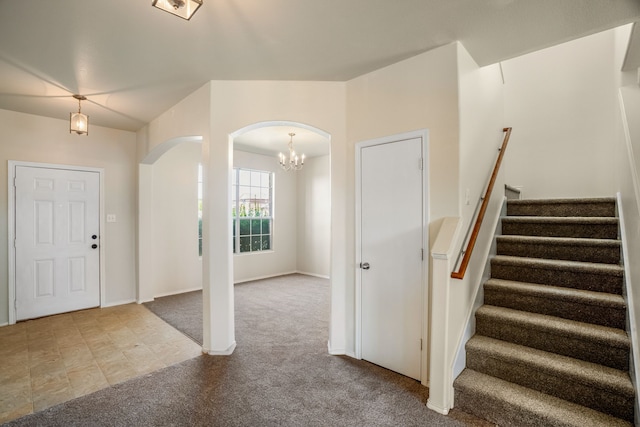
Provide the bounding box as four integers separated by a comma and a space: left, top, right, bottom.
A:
279, 133, 305, 171
70, 95, 88, 136
152, 0, 202, 20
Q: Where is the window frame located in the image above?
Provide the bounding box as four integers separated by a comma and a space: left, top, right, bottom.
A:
232, 167, 274, 254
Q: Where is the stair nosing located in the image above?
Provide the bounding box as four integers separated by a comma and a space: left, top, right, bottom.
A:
477, 305, 629, 348
492, 255, 624, 275
496, 235, 621, 247
507, 197, 616, 205
467, 335, 634, 396
501, 216, 619, 224
484, 278, 626, 308
455, 369, 633, 427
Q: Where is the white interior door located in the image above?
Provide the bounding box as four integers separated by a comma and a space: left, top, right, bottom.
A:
360, 136, 424, 381
14, 166, 100, 320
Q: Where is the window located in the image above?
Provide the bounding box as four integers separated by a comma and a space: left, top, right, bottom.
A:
232, 168, 273, 253
198, 164, 203, 256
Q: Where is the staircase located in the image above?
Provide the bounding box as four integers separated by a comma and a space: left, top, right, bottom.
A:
453, 198, 636, 426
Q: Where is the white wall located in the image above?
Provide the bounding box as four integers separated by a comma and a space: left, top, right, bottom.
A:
0, 109, 137, 324
346, 43, 461, 355
502, 29, 618, 198
296, 155, 331, 278
233, 149, 298, 283
450, 44, 505, 371
151, 141, 202, 296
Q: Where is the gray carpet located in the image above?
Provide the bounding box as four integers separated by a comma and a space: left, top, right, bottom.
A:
6, 274, 486, 427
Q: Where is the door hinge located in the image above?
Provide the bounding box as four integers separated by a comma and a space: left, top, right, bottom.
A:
420, 339, 423, 350
418, 158, 423, 170
421, 248, 424, 261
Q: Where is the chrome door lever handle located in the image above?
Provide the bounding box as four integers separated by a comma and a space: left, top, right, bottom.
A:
360, 262, 370, 270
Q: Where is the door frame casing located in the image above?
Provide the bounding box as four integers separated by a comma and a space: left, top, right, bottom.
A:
355, 129, 429, 386
7, 160, 106, 325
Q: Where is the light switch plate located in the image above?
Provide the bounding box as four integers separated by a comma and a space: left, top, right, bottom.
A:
106, 214, 116, 223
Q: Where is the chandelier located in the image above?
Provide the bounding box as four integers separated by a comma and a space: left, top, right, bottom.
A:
70, 95, 88, 136
279, 133, 305, 171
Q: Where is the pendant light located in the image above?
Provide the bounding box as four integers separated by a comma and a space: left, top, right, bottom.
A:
70, 95, 89, 136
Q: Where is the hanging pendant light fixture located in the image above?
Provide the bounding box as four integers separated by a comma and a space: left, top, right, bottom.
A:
70, 95, 89, 136
152, 0, 202, 20
279, 133, 305, 171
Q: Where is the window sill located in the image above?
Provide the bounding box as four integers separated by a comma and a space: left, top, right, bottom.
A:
234, 250, 274, 257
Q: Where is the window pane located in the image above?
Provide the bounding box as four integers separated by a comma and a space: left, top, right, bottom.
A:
249, 171, 260, 187
262, 219, 270, 234
261, 236, 270, 250
262, 173, 271, 188
239, 236, 251, 252
199, 238, 202, 257
251, 235, 261, 251
239, 170, 251, 186
232, 219, 236, 236
251, 219, 261, 235
239, 219, 250, 236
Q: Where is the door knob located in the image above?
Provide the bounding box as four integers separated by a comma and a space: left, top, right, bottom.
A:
360, 262, 370, 270
91, 244, 98, 249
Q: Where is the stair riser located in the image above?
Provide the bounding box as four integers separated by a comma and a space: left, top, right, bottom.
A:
491, 263, 623, 294
502, 221, 618, 239
507, 202, 616, 217
483, 289, 626, 329
496, 240, 621, 264
466, 349, 634, 422
454, 389, 566, 427
475, 317, 629, 370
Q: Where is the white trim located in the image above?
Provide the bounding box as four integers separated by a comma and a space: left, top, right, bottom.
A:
616, 192, 640, 419
619, 90, 640, 216
426, 401, 450, 416
0, 322, 8, 328
153, 286, 203, 299
233, 271, 298, 284
295, 271, 330, 279
328, 340, 346, 355
204, 341, 236, 356
101, 299, 137, 308
7, 160, 105, 324
354, 129, 429, 383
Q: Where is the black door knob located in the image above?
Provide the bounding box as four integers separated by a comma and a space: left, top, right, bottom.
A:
91, 244, 98, 249
92, 235, 97, 239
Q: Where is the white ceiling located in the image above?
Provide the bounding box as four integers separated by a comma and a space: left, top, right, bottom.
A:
0, 0, 639, 140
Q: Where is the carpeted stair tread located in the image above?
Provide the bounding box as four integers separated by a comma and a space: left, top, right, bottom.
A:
507, 198, 616, 217
501, 216, 619, 239
476, 305, 629, 349
496, 235, 621, 264
483, 278, 626, 328
454, 369, 633, 427
466, 336, 635, 420
476, 305, 629, 369
491, 255, 623, 294
467, 335, 634, 396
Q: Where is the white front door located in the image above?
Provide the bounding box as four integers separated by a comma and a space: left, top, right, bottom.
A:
359, 136, 424, 381
14, 166, 101, 320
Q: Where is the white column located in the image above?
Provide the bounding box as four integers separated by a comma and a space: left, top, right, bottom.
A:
137, 164, 155, 303
201, 134, 236, 355
427, 217, 461, 415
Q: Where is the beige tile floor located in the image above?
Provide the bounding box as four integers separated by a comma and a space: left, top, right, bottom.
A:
0, 303, 202, 424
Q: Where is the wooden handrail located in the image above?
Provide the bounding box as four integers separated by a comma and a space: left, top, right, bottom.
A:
451, 127, 512, 280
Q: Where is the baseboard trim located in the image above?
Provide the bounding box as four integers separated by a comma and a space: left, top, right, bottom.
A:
0, 322, 8, 328
426, 399, 450, 415
327, 341, 346, 355
295, 271, 330, 279
203, 341, 237, 356
101, 299, 136, 308
154, 286, 203, 299
234, 271, 297, 284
